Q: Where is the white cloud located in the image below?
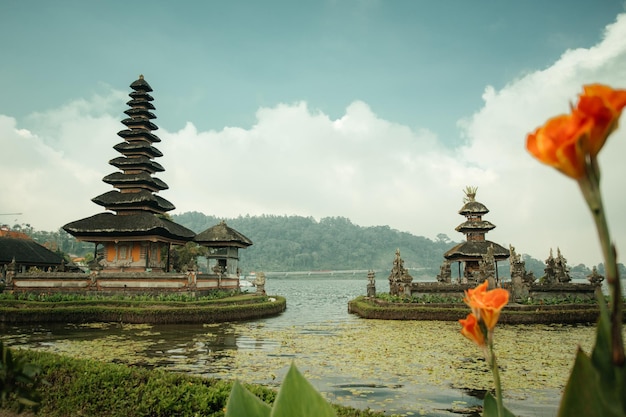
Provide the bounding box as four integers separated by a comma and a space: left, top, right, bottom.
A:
159, 100, 463, 235
0, 96, 121, 231
2, 14, 626, 267
457, 13, 626, 266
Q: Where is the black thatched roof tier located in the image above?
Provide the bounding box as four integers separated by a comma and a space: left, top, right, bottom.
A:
0, 236, 64, 266
113, 142, 163, 158
459, 201, 489, 215
102, 172, 168, 191
444, 241, 509, 261
92, 190, 175, 213
194, 221, 253, 248
455, 220, 496, 233
121, 118, 159, 131
117, 129, 161, 143
125, 99, 155, 110
64, 75, 193, 244
129, 91, 154, 101
109, 156, 165, 173
130, 76, 153, 92
63, 212, 195, 242
124, 108, 156, 119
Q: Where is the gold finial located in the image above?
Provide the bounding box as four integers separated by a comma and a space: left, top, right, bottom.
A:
139, 74, 144, 80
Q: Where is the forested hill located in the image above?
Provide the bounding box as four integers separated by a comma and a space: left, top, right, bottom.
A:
172, 212, 455, 275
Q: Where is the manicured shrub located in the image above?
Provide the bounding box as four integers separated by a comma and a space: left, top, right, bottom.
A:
6, 350, 384, 417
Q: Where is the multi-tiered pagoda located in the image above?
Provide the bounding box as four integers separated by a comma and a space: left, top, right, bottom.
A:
63, 75, 194, 272
443, 187, 509, 281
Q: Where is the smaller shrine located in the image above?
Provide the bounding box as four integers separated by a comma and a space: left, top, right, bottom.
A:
443, 187, 509, 283
194, 221, 253, 279
352, 187, 606, 322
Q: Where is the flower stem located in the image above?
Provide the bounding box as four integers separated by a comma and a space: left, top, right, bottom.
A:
578, 162, 625, 365
488, 337, 505, 417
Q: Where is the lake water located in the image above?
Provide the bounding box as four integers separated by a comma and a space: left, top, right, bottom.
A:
0, 276, 603, 417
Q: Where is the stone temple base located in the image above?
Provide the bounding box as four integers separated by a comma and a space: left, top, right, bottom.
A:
3, 271, 242, 296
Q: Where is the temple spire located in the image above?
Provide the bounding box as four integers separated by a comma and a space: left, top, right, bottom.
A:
91, 75, 174, 215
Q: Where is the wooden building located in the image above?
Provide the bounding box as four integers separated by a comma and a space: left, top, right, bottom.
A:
63, 76, 194, 272
195, 221, 253, 278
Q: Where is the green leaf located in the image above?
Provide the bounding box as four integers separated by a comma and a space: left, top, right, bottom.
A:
557, 348, 613, 416
225, 380, 271, 417
271, 363, 337, 417
590, 298, 614, 378
483, 392, 517, 417
558, 301, 626, 417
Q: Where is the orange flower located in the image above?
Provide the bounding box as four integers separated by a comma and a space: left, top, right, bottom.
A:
526, 112, 591, 178
459, 313, 485, 346
526, 84, 626, 179
464, 280, 509, 330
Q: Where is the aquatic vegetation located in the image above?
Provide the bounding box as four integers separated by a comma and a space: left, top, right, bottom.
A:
3, 318, 604, 414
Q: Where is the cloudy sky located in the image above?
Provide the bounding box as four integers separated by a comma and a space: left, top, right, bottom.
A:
1, 1, 626, 267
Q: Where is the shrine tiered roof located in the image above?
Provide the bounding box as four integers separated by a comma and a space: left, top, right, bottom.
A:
63, 75, 194, 243
444, 189, 509, 262
90, 74, 172, 215
194, 221, 253, 248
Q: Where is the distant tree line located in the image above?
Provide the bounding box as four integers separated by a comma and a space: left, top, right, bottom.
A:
172, 212, 538, 278
16, 214, 621, 280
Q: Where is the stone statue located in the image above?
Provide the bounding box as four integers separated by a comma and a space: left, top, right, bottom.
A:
587, 266, 604, 285
367, 270, 376, 297
253, 271, 266, 295
555, 248, 571, 283
6, 257, 16, 285
543, 249, 557, 284
509, 245, 530, 301
212, 263, 224, 277
478, 244, 497, 287
436, 260, 452, 284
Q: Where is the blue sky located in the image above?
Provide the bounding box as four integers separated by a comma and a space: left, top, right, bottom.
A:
2, 1, 622, 141
1, 1, 626, 266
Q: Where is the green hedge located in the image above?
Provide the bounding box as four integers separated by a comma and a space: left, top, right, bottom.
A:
348, 296, 606, 323
5, 350, 386, 417
0, 296, 287, 324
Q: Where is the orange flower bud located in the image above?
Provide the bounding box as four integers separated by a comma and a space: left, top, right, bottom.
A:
459, 313, 485, 346
526, 84, 626, 179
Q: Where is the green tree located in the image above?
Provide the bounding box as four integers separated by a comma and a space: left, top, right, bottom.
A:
171, 242, 208, 272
